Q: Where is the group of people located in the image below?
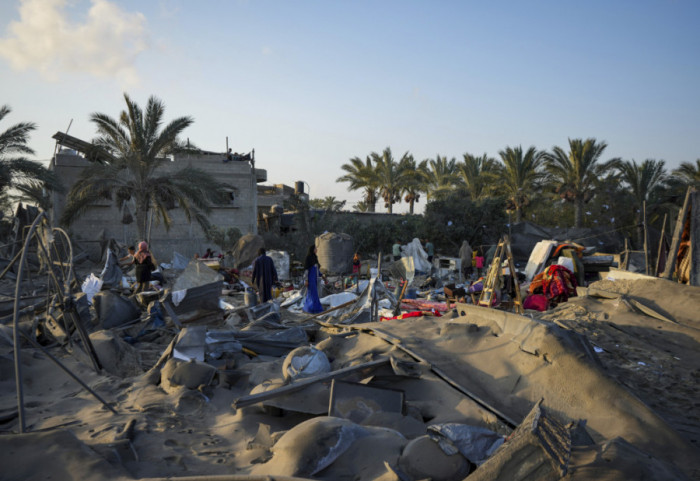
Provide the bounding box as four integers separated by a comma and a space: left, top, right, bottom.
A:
119, 241, 157, 293
251, 245, 326, 314
459, 241, 485, 280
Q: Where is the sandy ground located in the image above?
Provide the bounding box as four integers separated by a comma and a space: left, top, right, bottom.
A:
1, 269, 699, 480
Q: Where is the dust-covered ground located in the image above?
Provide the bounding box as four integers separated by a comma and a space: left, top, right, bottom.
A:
1, 269, 699, 481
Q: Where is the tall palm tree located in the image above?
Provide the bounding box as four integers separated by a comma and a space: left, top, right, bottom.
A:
337, 155, 379, 213
0, 104, 62, 206
672, 159, 700, 188
421, 155, 458, 201
60, 93, 230, 240
543, 138, 620, 228
399, 154, 423, 214
458, 153, 498, 200
618, 159, 667, 246
371, 147, 409, 214
496, 145, 545, 223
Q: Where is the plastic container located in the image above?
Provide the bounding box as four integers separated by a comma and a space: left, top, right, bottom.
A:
244, 287, 257, 307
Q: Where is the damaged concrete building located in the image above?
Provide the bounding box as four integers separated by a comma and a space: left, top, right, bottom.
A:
49, 133, 267, 260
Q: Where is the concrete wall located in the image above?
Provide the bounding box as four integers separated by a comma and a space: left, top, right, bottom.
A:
50, 150, 261, 261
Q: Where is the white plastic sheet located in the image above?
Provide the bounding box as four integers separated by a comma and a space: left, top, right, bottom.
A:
81, 273, 103, 304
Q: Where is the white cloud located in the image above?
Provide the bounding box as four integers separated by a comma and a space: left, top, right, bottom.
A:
0, 0, 149, 86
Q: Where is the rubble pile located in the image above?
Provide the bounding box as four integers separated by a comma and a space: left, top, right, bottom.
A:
1, 226, 699, 481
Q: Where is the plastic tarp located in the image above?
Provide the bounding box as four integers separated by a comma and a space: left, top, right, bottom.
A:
326, 276, 398, 325
316, 232, 353, 275
268, 250, 290, 281
92, 291, 141, 329
171, 251, 189, 270
231, 234, 265, 270
99, 249, 123, 288
320, 292, 358, 307
427, 423, 505, 465
172, 326, 243, 362
235, 326, 309, 356
172, 260, 224, 291
403, 238, 432, 272
389, 256, 416, 286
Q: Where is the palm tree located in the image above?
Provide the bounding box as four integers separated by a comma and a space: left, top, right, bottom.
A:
672, 159, 700, 188
458, 153, 498, 200
371, 147, 409, 214
309, 196, 346, 211
60, 93, 230, 240
496, 145, 545, 223
543, 138, 620, 228
337, 156, 379, 213
0, 104, 62, 207
421, 155, 459, 201
617, 159, 667, 246
400, 154, 423, 214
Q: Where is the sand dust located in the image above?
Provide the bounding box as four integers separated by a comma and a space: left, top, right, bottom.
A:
1, 274, 699, 480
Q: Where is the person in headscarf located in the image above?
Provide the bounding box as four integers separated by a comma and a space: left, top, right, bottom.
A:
133, 241, 155, 293
252, 247, 278, 303
459, 240, 473, 280
303, 244, 324, 314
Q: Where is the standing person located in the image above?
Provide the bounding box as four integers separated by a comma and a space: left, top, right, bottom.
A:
425, 239, 435, 263
303, 245, 324, 314
352, 253, 361, 275
252, 248, 278, 303
120, 245, 136, 268
392, 241, 401, 262
475, 249, 485, 278
459, 240, 472, 280
133, 241, 155, 293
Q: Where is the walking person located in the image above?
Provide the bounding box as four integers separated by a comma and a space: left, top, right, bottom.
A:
133, 241, 155, 293
303, 245, 324, 314
252, 248, 278, 303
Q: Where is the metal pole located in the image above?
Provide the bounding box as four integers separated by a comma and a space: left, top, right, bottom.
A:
13, 211, 47, 433
643, 201, 650, 276
19, 331, 117, 415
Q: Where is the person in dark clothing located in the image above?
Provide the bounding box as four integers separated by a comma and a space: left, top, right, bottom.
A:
133, 241, 155, 293
303, 245, 324, 313
252, 248, 278, 303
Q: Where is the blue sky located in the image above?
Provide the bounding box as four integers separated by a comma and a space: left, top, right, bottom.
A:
1, 0, 698, 213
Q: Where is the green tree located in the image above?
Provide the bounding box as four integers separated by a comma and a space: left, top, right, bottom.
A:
542, 138, 620, 228
372, 147, 409, 214
617, 159, 667, 247
672, 159, 700, 189
337, 156, 379, 213
421, 155, 458, 201
458, 153, 498, 200
309, 196, 346, 211
400, 154, 423, 214
0, 104, 62, 209
60, 93, 229, 241
496, 145, 544, 223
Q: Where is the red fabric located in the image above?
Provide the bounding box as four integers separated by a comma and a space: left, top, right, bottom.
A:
523, 294, 548, 311
542, 265, 577, 302
380, 310, 442, 321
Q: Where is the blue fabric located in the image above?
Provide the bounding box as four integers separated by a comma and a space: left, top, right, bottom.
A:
303, 265, 324, 314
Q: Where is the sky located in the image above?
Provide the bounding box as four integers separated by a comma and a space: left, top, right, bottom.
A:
1, 0, 699, 214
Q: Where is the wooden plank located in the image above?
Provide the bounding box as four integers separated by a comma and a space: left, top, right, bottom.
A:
662, 187, 692, 280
